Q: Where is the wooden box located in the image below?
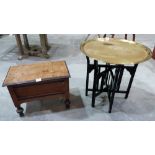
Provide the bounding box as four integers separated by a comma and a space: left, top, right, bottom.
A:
2, 61, 70, 117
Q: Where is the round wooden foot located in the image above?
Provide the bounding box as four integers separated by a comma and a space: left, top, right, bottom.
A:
16, 107, 24, 117
65, 99, 70, 109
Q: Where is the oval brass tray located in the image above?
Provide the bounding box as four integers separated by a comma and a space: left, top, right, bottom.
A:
80, 38, 152, 65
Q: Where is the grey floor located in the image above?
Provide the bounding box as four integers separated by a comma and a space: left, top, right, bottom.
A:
0, 34, 155, 121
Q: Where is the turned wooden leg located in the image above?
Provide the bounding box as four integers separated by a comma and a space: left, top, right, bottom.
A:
16, 106, 24, 117
7, 86, 25, 117
64, 78, 70, 109
65, 99, 70, 109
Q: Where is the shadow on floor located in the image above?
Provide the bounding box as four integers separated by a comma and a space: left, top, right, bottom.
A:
25, 92, 84, 117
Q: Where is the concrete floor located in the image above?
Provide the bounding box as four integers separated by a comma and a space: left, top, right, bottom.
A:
0, 34, 155, 121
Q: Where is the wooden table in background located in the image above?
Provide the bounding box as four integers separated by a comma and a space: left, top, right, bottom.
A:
15, 34, 49, 59
2, 61, 70, 117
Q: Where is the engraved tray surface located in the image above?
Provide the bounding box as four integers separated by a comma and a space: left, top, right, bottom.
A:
80, 38, 152, 65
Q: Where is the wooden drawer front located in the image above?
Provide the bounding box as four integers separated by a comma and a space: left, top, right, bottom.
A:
13, 81, 66, 99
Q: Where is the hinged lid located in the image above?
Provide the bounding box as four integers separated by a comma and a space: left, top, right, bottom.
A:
3, 61, 70, 87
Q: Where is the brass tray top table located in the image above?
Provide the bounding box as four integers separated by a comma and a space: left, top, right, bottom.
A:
2, 61, 70, 117
81, 38, 152, 113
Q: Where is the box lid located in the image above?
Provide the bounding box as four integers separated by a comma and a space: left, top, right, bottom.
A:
3, 61, 70, 87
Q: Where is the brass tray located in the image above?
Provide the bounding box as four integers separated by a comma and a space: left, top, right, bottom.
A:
80, 38, 152, 65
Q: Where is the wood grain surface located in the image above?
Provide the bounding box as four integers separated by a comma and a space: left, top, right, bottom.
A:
3, 61, 70, 86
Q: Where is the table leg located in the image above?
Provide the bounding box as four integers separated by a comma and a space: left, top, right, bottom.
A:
65, 99, 70, 109
92, 60, 98, 107
85, 34, 91, 41
85, 56, 91, 96
108, 66, 124, 113
16, 106, 24, 117
44, 34, 49, 48
125, 64, 138, 99
85, 56, 90, 96
64, 79, 70, 109
39, 34, 48, 54
116, 67, 124, 91
100, 64, 110, 91
85, 56, 96, 96
23, 34, 30, 50
96, 66, 101, 90
152, 45, 155, 59
15, 34, 25, 56
8, 86, 25, 117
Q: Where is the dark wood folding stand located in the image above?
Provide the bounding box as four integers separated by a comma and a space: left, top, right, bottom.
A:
86, 59, 138, 113
2, 61, 70, 117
